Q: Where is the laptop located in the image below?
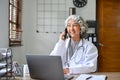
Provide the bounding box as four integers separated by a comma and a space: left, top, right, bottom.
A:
26, 54, 73, 80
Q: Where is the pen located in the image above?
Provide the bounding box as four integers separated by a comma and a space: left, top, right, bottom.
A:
86, 76, 92, 80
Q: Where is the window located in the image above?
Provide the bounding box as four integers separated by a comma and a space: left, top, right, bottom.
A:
9, 0, 22, 46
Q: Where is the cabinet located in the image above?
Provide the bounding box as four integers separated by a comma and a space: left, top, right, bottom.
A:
0, 48, 13, 79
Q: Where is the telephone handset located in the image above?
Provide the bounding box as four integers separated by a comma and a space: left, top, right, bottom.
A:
64, 28, 68, 39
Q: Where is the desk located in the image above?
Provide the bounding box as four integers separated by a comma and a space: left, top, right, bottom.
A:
15, 72, 120, 80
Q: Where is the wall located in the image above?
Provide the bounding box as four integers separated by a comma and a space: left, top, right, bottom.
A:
0, 0, 9, 48
0, 0, 96, 64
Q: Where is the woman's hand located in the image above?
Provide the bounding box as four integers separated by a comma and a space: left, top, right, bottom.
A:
59, 31, 66, 40
63, 68, 69, 74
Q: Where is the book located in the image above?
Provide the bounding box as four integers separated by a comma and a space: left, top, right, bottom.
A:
76, 74, 107, 80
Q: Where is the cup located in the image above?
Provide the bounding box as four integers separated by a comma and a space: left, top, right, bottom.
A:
23, 64, 29, 76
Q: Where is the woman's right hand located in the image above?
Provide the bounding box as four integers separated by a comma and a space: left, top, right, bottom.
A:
59, 31, 66, 40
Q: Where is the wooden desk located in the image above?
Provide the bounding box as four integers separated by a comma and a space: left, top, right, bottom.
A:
15, 72, 120, 80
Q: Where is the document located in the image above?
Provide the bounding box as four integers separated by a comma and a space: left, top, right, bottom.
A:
76, 74, 107, 80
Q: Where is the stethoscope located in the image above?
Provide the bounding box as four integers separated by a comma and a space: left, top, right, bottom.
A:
65, 39, 85, 67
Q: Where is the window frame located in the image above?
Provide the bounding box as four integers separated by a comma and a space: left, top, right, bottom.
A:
9, 0, 22, 47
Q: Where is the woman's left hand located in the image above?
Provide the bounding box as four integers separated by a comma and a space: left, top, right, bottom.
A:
63, 68, 69, 74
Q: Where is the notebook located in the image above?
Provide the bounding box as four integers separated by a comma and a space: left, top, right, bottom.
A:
26, 54, 73, 80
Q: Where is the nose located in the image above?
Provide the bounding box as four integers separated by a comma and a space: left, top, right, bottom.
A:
69, 25, 74, 30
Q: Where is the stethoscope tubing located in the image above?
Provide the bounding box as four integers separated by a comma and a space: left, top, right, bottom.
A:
65, 39, 84, 67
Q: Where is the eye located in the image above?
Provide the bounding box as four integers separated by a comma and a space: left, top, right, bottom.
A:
73, 24, 78, 26
73, 24, 79, 27
67, 24, 70, 27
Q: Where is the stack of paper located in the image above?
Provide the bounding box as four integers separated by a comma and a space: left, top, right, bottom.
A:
76, 74, 107, 80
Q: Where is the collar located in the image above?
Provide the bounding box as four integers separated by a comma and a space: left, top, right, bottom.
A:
66, 38, 85, 48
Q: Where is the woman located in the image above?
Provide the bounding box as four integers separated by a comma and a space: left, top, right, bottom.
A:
50, 15, 98, 74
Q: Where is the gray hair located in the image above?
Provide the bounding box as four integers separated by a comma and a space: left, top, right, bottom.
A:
65, 15, 88, 38
65, 15, 88, 33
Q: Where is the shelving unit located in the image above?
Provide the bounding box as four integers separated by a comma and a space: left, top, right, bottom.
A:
0, 48, 13, 80
86, 20, 98, 47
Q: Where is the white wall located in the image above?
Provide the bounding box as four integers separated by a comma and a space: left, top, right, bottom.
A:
0, 0, 96, 64
66, 0, 96, 20
76, 0, 96, 20
0, 0, 9, 48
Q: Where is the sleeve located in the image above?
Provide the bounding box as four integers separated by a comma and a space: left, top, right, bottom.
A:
50, 39, 66, 56
69, 43, 98, 74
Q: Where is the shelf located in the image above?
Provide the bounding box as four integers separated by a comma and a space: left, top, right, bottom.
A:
0, 48, 13, 79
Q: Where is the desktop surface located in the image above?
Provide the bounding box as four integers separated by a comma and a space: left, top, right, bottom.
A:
15, 72, 120, 80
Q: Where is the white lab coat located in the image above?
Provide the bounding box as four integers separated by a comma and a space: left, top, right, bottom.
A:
50, 38, 98, 74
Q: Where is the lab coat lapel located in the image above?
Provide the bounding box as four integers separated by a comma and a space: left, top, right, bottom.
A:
65, 38, 70, 48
